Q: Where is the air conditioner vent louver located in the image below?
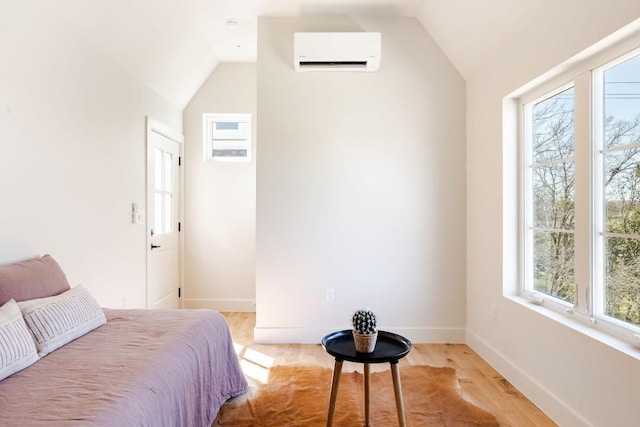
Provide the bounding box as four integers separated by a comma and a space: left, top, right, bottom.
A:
294, 32, 381, 72
299, 61, 368, 69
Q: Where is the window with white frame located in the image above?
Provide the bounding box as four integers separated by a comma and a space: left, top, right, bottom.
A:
522, 48, 640, 339
524, 85, 576, 304
203, 113, 251, 161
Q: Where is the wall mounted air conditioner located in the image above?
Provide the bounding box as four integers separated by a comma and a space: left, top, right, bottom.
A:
293, 32, 381, 72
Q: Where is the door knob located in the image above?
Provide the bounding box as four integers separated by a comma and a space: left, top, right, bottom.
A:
150, 244, 162, 250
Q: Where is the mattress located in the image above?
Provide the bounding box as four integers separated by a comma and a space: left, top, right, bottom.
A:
0, 308, 248, 426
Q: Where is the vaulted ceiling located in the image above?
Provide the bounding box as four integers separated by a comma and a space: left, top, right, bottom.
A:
44, 0, 560, 108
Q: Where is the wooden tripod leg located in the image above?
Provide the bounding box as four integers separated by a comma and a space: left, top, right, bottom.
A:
364, 363, 371, 427
326, 359, 343, 427
390, 362, 406, 427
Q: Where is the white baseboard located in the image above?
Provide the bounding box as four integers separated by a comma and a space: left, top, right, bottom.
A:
465, 328, 591, 427
253, 327, 334, 344
182, 298, 256, 312
253, 326, 466, 344
397, 327, 466, 344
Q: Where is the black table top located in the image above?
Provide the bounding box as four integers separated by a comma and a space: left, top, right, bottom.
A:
322, 330, 412, 364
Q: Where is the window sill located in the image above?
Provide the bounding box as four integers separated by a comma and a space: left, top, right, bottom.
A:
505, 295, 640, 361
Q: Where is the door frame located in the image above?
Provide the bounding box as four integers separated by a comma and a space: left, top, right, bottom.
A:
146, 116, 184, 308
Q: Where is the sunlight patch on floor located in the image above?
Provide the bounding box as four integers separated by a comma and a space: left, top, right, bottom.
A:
239, 359, 270, 384
232, 342, 244, 355
243, 348, 275, 368
232, 340, 275, 384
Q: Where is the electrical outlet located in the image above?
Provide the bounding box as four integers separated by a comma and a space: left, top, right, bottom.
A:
326, 289, 335, 302
490, 302, 497, 320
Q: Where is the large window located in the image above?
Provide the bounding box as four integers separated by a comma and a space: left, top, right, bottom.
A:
522, 49, 640, 338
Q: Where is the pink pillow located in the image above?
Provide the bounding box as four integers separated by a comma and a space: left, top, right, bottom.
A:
0, 255, 71, 306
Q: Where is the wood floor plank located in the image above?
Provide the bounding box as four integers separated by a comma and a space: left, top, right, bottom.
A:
221, 312, 557, 426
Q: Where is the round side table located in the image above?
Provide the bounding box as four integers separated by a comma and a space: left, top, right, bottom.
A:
322, 330, 412, 427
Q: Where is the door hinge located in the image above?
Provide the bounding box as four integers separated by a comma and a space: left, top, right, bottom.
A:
178, 156, 182, 166
178, 222, 181, 232
178, 287, 181, 298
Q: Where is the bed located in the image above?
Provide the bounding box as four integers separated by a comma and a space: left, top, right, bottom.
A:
0, 255, 248, 426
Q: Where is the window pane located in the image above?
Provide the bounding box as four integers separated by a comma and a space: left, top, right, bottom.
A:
163, 151, 172, 192
534, 231, 575, 303
154, 149, 163, 191
154, 192, 163, 234
604, 149, 640, 233
533, 161, 575, 229
528, 86, 576, 302
600, 53, 640, 329
164, 194, 172, 233
532, 87, 575, 163
216, 121, 239, 130
605, 236, 640, 326
603, 55, 640, 150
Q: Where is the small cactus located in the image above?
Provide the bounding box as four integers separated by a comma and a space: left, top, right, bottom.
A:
352, 309, 377, 334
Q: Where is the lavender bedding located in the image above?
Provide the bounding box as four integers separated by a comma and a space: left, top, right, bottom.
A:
0, 308, 248, 426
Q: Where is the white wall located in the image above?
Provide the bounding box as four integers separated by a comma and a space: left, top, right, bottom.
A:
466, 2, 640, 426
256, 16, 466, 343
183, 63, 256, 311
0, 3, 181, 308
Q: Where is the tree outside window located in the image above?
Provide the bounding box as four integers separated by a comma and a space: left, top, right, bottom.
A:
602, 54, 640, 326
530, 87, 576, 304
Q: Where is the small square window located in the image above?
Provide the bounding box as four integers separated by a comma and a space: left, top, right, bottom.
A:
203, 113, 251, 162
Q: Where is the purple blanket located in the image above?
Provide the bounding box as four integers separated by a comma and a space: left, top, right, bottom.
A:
0, 308, 248, 426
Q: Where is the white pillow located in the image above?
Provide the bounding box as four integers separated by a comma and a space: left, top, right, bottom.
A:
18, 285, 106, 357
0, 299, 39, 381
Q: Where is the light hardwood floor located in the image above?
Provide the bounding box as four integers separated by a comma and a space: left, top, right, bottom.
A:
221, 312, 557, 427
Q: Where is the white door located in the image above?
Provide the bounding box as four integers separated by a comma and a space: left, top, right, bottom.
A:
146, 120, 181, 309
